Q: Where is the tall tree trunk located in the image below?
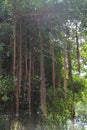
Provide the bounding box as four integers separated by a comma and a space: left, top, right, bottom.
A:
28, 49, 32, 117
49, 32, 55, 95
15, 65, 19, 116
39, 30, 47, 117
13, 16, 16, 77
25, 41, 28, 81
63, 42, 67, 98
58, 59, 61, 86
67, 43, 75, 130
13, 17, 19, 116
19, 20, 22, 93
76, 22, 80, 74
31, 48, 35, 78
16, 87, 19, 116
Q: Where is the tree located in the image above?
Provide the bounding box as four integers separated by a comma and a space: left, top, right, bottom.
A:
39, 29, 47, 117
0, 0, 87, 129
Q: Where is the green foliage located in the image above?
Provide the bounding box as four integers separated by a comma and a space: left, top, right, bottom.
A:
75, 101, 87, 130
0, 75, 15, 102
47, 87, 71, 129
0, 114, 10, 130
73, 75, 85, 94
0, 0, 87, 129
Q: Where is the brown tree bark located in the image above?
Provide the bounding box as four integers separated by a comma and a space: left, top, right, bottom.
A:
15, 65, 19, 116
76, 22, 80, 74
25, 42, 28, 81
58, 59, 61, 86
39, 30, 47, 117
67, 43, 75, 130
49, 32, 55, 95
13, 16, 19, 116
63, 42, 67, 97
13, 16, 16, 77
28, 50, 32, 117
19, 20, 22, 93
31, 48, 35, 78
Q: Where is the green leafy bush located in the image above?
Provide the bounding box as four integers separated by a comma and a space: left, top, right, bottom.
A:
0, 75, 15, 102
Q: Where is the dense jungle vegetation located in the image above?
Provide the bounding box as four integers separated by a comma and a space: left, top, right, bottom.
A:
0, 0, 87, 129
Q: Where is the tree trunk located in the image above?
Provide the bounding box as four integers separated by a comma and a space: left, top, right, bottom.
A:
63, 42, 67, 98
58, 59, 61, 86
13, 16, 16, 77
76, 22, 80, 74
67, 43, 75, 130
31, 48, 35, 78
28, 50, 32, 117
15, 65, 19, 116
39, 30, 47, 117
13, 16, 19, 116
25, 41, 28, 81
49, 32, 55, 95
19, 20, 22, 93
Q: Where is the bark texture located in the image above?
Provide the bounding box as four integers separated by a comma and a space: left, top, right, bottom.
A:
28, 49, 32, 117
39, 30, 47, 117
19, 20, 22, 93
76, 22, 80, 74
50, 32, 55, 95
13, 16, 16, 77
63, 42, 67, 97
67, 43, 75, 130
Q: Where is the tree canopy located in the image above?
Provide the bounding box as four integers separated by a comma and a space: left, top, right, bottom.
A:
0, 0, 87, 130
